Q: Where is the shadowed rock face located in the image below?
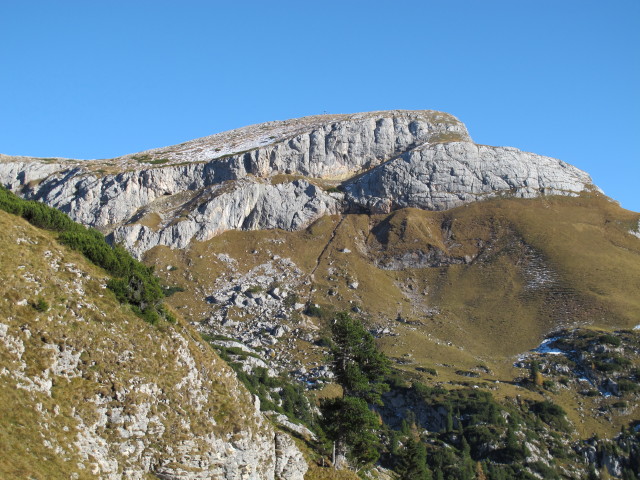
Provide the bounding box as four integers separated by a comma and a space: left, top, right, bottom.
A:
0, 110, 596, 257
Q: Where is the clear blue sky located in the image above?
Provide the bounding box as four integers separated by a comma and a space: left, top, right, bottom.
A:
1, 1, 639, 211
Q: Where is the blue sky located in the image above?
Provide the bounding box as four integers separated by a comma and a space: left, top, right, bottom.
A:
1, 1, 639, 211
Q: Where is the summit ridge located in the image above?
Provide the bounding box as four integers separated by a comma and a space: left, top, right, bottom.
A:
0, 110, 596, 257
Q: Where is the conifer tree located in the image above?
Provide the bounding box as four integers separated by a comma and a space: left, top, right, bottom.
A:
530, 360, 543, 387
460, 437, 474, 480
329, 312, 391, 404
396, 438, 432, 480
320, 312, 391, 468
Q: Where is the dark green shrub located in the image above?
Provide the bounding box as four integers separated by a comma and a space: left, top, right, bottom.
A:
412, 382, 446, 397
594, 354, 631, 372
530, 400, 569, 431
529, 461, 560, 479
618, 380, 640, 393
305, 303, 323, 317
395, 438, 432, 480
465, 425, 501, 458
416, 366, 438, 375
580, 389, 599, 397
599, 334, 622, 347
0, 187, 171, 325
32, 298, 49, 312
162, 285, 185, 297
283, 293, 299, 307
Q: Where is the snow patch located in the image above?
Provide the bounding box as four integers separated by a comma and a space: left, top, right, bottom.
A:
515, 335, 566, 363
534, 337, 564, 355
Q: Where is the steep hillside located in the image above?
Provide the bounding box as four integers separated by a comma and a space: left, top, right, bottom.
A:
143, 193, 640, 435
139, 194, 640, 478
0, 209, 306, 480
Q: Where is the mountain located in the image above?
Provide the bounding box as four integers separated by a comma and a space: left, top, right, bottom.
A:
2, 110, 640, 479
0, 110, 593, 258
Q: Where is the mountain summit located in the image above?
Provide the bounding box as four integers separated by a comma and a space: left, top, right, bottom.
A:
0, 110, 595, 257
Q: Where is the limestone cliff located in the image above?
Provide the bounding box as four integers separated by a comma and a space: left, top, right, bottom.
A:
343, 142, 594, 213
0, 110, 596, 257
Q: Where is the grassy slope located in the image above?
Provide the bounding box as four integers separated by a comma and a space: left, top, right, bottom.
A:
0, 210, 264, 478
146, 193, 640, 439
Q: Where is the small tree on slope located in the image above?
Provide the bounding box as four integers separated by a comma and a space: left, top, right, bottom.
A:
321, 312, 391, 469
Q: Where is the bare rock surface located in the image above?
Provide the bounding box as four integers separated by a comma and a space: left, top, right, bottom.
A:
343, 142, 596, 213
112, 178, 341, 257
0, 110, 597, 256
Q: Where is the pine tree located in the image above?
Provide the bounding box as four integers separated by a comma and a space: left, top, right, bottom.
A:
460, 437, 474, 480
446, 407, 454, 432
329, 312, 391, 404
530, 360, 543, 387
321, 396, 381, 467
320, 312, 392, 468
396, 438, 432, 480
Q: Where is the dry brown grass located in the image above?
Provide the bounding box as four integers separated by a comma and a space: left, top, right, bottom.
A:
144, 193, 640, 439
0, 211, 267, 478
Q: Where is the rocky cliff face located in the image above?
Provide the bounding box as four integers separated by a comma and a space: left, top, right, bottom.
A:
343, 142, 594, 213
0, 210, 307, 480
0, 110, 596, 257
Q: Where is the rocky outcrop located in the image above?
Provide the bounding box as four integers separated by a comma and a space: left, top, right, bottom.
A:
111, 178, 341, 257
0, 157, 68, 190
112, 109, 472, 177
0, 110, 597, 256
343, 142, 595, 213
0, 210, 307, 480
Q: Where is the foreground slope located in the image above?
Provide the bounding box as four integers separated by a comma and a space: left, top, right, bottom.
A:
0, 209, 306, 479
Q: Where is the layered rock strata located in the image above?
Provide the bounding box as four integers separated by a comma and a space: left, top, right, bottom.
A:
343, 142, 594, 213
0, 110, 596, 257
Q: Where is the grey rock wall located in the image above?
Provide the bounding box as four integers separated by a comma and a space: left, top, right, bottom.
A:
343, 142, 596, 213
112, 179, 341, 257
0, 111, 596, 257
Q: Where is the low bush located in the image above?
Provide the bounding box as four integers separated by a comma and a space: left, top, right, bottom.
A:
529, 400, 570, 431
618, 379, 640, 393
32, 298, 49, 312
305, 303, 323, 317
0, 187, 171, 324
599, 334, 622, 347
